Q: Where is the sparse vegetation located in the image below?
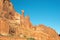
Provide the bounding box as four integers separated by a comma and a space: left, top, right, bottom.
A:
27, 38, 35, 40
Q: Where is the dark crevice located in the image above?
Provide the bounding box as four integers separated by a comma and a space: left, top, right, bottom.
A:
9, 27, 15, 36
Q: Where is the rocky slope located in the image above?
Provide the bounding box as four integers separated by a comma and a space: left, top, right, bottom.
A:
0, 0, 60, 40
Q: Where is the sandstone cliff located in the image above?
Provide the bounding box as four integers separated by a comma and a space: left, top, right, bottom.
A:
0, 0, 60, 40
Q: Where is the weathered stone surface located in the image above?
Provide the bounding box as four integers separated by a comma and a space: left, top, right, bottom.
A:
0, 0, 60, 40
0, 18, 9, 36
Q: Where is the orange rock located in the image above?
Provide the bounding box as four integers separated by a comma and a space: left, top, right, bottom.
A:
0, 0, 60, 40
0, 18, 9, 35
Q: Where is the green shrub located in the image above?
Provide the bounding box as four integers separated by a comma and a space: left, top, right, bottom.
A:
27, 38, 35, 40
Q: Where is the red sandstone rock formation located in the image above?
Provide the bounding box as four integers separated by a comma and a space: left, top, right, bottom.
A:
0, 0, 60, 40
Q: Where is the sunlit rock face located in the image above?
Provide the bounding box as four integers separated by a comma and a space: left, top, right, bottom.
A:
0, 18, 9, 36
14, 12, 21, 24
0, 0, 60, 40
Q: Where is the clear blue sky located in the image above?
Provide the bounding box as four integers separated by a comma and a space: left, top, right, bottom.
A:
10, 0, 60, 34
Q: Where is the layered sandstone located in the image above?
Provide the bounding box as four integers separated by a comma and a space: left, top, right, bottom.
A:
0, 0, 60, 40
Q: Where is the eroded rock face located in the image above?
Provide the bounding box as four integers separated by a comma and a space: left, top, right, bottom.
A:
0, 0, 60, 40
0, 18, 9, 36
